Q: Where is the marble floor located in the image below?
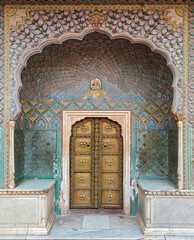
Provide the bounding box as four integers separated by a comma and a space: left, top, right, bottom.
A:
0, 213, 194, 240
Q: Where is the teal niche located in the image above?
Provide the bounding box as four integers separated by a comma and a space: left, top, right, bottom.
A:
14, 128, 62, 215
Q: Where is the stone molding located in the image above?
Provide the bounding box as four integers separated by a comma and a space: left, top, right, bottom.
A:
138, 185, 194, 196
0, 185, 55, 195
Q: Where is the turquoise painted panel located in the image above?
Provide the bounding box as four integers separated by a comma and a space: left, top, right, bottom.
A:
24, 130, 58, 178
168, 129, 178, 184
131, 130, 138, 216
23, 129, 61, 214
54, 129, 61, 215
131, 129, 177, 215
14, 130, 24, 184
136, 130, 169, 178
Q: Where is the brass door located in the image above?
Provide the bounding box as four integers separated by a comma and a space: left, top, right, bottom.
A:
70, 118, 123, 209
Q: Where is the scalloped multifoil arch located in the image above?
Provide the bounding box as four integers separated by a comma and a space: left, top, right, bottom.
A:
13, 27, 179, 119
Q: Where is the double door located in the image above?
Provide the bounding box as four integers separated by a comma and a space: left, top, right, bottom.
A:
70, 118, 123, 209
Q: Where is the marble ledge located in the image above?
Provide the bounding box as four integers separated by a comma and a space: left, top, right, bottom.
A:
0, 179, 56, 195
137, 179, 194, 196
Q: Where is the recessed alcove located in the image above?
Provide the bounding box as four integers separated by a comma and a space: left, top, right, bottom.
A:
13, 31, 178, 215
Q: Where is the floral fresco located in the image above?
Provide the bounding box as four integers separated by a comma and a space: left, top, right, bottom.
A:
8, 7, 184, 119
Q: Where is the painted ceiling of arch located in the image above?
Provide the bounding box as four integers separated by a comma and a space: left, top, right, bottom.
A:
21, 32, 173, 103
19, 32, 175, 130
8, 6, 184, 118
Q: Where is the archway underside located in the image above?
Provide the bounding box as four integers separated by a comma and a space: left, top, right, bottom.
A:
12, 31, 179, 215
13, 28, 179, 120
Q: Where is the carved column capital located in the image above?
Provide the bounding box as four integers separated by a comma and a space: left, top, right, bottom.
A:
170, 107, 183, 122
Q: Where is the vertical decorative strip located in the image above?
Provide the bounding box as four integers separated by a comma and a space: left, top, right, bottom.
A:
4, 6, 10, 188
94, 118, 99, 208
9, 121, 15, 189
0, 6, 4, 189
188, 6, 194, 189
0, 6, 4, 126
189, 129, 194, 189
177, 121, 183, 189
183, 5, 189, 189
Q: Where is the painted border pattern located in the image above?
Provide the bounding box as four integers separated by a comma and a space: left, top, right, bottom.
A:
188, 6, 194, 128
0, 7, 4, 126
0, 0, 193, 5
0, 7, 4, 188
188, 6, 194, 189
183, 5, 189, 188
3, 4, 189, 188
4, 6, 11, 188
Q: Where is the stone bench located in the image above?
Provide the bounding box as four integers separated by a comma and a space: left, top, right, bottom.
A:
0, 179, 56, 235
137, 179, 194, 236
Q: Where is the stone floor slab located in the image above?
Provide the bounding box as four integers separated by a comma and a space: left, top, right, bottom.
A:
82, 215, 110, 229
110, 215, 138, 230
0, 214, 193, 239
53, 215, 83, 229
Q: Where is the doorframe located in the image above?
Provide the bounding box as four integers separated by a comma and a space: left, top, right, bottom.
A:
61, 110, 131, 214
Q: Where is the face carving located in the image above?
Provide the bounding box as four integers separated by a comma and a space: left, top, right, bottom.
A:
91, 78, 101, 90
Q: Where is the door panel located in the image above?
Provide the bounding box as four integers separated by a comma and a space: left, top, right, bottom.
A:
101, 191, 120, 205
74, 138, 92, 152
74, 155, 91, 171
102, 155, 119, 171
70, 118, 123, 209
102, 138, 119, 152
74, 173, 91, 189
74, 190, 91, 205
102, 173, 119, 189
102, 121, 117, 135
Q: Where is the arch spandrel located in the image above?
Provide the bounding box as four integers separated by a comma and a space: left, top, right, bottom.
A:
8, 7, 185, 119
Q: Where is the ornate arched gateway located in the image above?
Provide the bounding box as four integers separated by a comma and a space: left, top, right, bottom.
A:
1, 4, 192, 236
12, 30, 179, 216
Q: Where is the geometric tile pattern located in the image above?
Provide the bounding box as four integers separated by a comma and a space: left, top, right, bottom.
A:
21, 100, 174, 130
0, 7, 4, 189
24, 130, 57, 179
168, 129, 178, 183
0, 0, 193, 4
188, 6, 194, 128
0, 7, 4, 126
136, 130, 169, 178
14, 130, 24, 184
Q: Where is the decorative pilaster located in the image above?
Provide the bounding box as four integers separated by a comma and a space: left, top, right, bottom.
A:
171, 107, 184, 190
177, 120, 183, 190
9, 120, 16, 189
